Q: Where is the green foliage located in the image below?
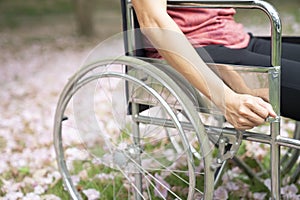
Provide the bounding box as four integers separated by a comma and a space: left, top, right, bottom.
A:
0, 179, 4, 197
18, 166, 30, 176
46, 179, 70, 199
0, 0, 72, 16
0, 0, 72, 28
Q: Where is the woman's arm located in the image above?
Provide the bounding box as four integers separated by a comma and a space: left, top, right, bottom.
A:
132, 0, 276, 130
210, 64, 270, 102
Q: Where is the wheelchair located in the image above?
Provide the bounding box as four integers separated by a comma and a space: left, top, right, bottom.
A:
53, 0, 300, 199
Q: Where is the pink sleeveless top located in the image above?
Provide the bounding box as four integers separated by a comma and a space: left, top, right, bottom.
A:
146, 8, 250, 58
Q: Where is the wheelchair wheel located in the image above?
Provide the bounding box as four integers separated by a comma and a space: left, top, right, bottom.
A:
53, 56, 215, 199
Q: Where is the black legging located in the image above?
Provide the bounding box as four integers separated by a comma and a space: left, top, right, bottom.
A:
196, 35, 300, 121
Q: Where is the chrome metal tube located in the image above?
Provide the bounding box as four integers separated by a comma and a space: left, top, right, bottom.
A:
277, 135, 300, 150
131, 103, 143, 200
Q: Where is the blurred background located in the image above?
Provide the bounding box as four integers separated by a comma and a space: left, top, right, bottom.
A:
0, 0, 121, 37
1, 0, 299, 83
0, 0, 299, 199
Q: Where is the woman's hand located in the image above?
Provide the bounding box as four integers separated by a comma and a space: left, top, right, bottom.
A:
224, 91, 277, 130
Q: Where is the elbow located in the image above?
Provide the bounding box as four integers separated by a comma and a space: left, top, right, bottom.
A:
131, 1, 171, 38
137, 14, 161, 29
137, 14, 173, 39
135, 15, 163, 38
132, 1, 165, 29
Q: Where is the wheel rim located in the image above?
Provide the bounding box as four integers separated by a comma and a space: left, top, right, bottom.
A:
53, 58, 214, 199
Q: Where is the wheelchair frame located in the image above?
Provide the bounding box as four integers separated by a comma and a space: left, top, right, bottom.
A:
53, 0, 300, 199
123, 0, 300, 198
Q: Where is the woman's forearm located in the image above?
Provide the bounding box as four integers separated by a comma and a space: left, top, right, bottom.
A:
143, 27, 231, 111
132, 0, 231, 111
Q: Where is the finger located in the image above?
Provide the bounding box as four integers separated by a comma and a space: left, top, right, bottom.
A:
235, 112, 262, 129
234, 120, 255, 130
238, 106, 265, 126
236, 125, 254, 130
257, 99, 277, 118
245, 98, 272, 120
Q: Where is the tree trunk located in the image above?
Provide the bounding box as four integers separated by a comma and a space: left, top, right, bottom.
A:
73, 0, 94, 36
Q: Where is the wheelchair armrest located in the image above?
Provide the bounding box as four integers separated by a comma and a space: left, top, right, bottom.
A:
167, 0, 282, 66
166, 0, 282, 115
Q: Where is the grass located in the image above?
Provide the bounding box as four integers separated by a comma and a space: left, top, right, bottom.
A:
46, 119, 300, 199
51, 129, 200, 199
0, 0, 72, 28
0, 0, 120, 30
46, 180, 70, 199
